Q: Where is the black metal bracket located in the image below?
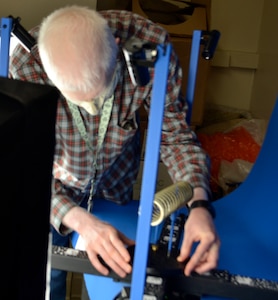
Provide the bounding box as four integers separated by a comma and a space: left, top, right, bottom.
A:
201, 29, 220, 60
8, 16, 36, 52
121, 37, 159, 86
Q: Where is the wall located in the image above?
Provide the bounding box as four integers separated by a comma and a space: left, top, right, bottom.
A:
207, 0, 264, 111
208, 0, 278, 118
97, 0, 278, 118
0, 0, 96, 30
250, 0, 278, 119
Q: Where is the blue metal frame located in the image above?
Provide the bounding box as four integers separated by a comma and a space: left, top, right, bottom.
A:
130, 31, 203, 300
130, 43, 172, 300
0, 17, 13, 77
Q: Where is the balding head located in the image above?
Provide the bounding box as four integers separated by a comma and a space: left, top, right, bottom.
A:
38, 5, 118, 101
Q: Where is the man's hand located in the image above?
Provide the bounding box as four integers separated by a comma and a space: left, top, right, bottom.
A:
177, 207, 220, 276
82, 219, 134, 277
62, 206, 135, 278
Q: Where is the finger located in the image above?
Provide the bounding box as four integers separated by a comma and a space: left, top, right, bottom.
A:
193, 243, 219, 274
88, 244, 131, 278
88, 251, 110, 276
99, 245, 132, 277
177, 233, 193, 262
114, 232, 135, 261
184, 241, 218, 276
118, 231, 135, 247
102, 235, 133, 273
184, 240, 211, 276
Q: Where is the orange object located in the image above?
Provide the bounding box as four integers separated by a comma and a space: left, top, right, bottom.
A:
198, 126, 261, 193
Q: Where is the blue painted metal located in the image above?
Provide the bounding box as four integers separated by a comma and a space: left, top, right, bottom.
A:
0, 17, 12, 77
130, 43, 171, 300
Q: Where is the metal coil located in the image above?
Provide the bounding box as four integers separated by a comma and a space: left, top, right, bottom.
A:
151, 182, 193, 226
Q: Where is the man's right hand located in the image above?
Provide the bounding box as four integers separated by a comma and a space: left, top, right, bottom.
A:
62, 206, 135, 277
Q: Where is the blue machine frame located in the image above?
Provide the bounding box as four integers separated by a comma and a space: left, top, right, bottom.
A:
0, 17, 13, 77
130, 29, 204, 298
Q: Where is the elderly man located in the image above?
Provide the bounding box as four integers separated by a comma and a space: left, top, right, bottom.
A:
9, 5, 220, 299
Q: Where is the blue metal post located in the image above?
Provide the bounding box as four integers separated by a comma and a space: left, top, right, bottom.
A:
130, 43, 171, 300
0, 17, 13, 77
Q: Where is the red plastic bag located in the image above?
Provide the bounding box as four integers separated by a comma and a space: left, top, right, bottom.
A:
198, 125, 261, 194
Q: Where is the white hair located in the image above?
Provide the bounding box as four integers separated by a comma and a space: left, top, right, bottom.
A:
38, 5, 118, 95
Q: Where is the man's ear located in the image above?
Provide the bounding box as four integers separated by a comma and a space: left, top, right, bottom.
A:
115, 37, 121, 45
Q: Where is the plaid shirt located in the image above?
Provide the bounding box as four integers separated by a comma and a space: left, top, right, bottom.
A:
9, 10, 211, 234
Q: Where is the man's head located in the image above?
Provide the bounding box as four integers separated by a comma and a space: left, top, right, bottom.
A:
38, 5, 118, 107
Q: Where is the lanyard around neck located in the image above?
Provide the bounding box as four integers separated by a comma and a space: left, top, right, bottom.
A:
66, 63, 120, 211
67, 95, 113, 154
66, 62, 119, 154
67, 94, 114, 211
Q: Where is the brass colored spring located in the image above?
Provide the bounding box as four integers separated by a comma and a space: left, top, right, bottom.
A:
151, 182, 193, 226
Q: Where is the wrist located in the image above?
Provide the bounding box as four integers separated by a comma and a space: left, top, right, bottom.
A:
187, 200, 216, 219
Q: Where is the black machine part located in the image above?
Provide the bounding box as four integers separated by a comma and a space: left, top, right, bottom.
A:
52, 212, 278, 299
